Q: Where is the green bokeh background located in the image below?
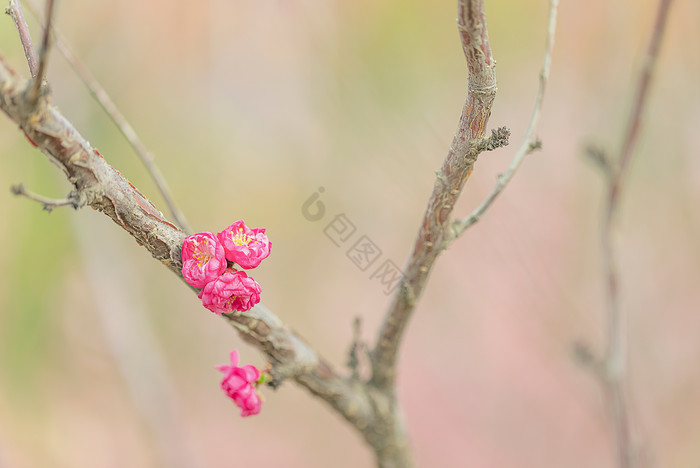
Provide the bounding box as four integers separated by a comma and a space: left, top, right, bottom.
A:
1, 0, 699, 467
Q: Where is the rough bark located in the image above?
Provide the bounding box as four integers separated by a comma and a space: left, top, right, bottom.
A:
370, 0, 501, 391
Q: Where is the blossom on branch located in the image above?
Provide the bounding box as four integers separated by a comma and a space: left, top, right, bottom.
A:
181, 232, 227, 288
198, 268, 262, 314
218, 220, 271, 269
217, 350, 263, 417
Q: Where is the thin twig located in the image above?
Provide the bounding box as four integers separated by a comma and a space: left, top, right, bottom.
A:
11, 183, 75, 211
25, 0, 53, 105
21, 0, 192, 234
451, 0, 559, 240
347, 316, 364, 378
614, 0, 674, 186
599, 1, 674, 467
5, 0, 38, 76
370, 0, 500, 392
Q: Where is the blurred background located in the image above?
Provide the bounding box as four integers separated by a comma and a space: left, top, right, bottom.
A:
1, 0, 698, 466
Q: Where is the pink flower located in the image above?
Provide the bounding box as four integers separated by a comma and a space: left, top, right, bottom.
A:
216, 350, 262, 417
217, 220, 271, 269
198, 268, 262, 315
181, 232, 227, 288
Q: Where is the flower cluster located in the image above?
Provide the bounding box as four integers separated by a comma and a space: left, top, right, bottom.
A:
217, 350, 265, 417
181, 220, 270, 315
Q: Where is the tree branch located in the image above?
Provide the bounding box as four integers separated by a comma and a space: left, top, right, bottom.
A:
451, 0, 559, 239
5, 0, 37, 76
593, 0, 674, 466
370, 0, 502, 392
0, 53, 383, 456
25, 0, 52, 105
0, 4, 423, 462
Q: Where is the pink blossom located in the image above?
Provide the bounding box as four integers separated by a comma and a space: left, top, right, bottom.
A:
181, 232, 227, 288
217, 220, 271, 269
216, 350, 262, 417
197, 268, 261, 315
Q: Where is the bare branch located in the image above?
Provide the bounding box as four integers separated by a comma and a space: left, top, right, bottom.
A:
370, 0, 501, 392
25, 0, 53, 105
614, 0, 674, 186
596, 0, 674, 466
452, 0, 559, 239
5, 0, 38, 76
21, 0, 192, 234
10, 182, 77, 211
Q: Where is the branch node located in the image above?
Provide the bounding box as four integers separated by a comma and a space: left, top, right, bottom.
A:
22, 77, 51, 106
402, 281, 417, 307
584, 144, 613, 176
487, 126, 511, 151
469, 126, 511, 158
528, 138, 543, 152
266, 362, 296, 389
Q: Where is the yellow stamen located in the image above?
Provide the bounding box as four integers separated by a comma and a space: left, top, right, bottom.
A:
192, 239, 214, 266
231, 228, 253, 247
